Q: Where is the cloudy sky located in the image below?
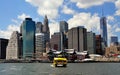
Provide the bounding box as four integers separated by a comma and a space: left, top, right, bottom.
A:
0, 0, 120, 44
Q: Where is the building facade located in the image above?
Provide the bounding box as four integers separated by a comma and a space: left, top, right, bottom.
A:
87, 32, 96, 54
50, 32, 61, 50
35, 33, 45, 58
6, 31, 21, 59
110, 36, 118, 46
68, 26, 87, 52
100, 17, 108, 47
21, 18, 36, 58
0, 38, 8, 59
95, 35, 103, 55
59, 21, 68, 50
36, 22, 43, 33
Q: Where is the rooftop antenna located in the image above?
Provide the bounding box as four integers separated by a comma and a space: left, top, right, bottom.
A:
101, 5, 104, 17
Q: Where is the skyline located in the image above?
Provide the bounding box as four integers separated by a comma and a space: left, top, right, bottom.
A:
0, 0, 120, 44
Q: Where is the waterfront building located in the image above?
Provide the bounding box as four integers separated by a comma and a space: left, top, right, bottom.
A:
100, 16, 108, 47
110, 36, 118, 46
50, 32, 61, 50
35, 33, 45, 58
95, 35, 103, 55
21, 18, 36, 58
6, 31, 21, 59
105, 45, 120, 57
59, 21, 68, 50
87, 32, 96, 54
0, 38, 8, 59
68, 26, 87, 52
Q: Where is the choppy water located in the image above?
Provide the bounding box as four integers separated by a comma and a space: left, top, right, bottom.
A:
0, 63, 120, 75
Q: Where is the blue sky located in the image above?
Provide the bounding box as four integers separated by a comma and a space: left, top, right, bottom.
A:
0, 0, 120, 44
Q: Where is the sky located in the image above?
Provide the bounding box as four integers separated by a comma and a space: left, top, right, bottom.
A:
0, 0, 120, 44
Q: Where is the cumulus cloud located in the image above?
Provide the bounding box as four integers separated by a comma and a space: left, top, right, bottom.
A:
25, 0, 64, 19
0, 13, 31, 39
18, 13, 30, 20
115, 0, 120, 16
49, 20, 59, 37
70, 0, 115, 9
67, 12, 100, 33
62, 5, 75, 15
115, 28, 120, 32
0, 25, 20, 39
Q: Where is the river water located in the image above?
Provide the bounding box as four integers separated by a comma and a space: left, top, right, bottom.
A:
0, 63, 120, 75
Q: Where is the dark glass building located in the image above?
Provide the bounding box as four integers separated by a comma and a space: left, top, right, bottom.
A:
100, 17, 108, 47
0, 38, 8, 59
59, 21, 68, 50
21, 18, 36, 58
36, 22, 43, 33
110, 36, 118, 46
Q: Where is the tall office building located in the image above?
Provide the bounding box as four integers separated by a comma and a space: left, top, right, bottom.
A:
95, 35, 103, 55
87, 32, 96, 54
59, 21, 68, 50
35, 33, 45, 58
60, 21, 68, 34
100, 16, 108, 47
110, 36, 118, 46
0, 38, 8, 59
21, 18, 36, 58
42, 15, 50, 43
6, 31, 21, 59
36, 22, 43, 33
68, 26, 87, 52
50, 32, 61, 50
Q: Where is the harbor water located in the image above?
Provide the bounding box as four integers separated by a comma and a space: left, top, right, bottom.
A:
0, 63, 120, 75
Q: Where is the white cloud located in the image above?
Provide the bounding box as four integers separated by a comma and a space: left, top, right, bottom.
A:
67, 13, 100, 33
115, 0, 120, 16
25, 0, 64, 19
107, 16, 114, 22
18, 13, 30, 20
0, 25, 20, 39
62, 5, 75, 15
115, 28, 120, 32
70, 0, 115, 9
49, 20, 59, 37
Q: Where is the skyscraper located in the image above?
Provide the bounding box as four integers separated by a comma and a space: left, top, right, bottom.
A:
87, 32, 96, 54
68, 26, 87, 52
59, 21, 68, 50
36, 22, 43, 33
0, 38, 8, 59
50, 32, 61, 50
21, 18, 36, 58
35, 33, 45, 58
6, 31, 21, 59
60, 21, 68, 34
100, 16, 108, 47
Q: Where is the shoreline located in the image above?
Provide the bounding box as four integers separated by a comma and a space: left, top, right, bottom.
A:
0, 59, 120, 63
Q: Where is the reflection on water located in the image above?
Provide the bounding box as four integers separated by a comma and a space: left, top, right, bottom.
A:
0, 63, 120, 75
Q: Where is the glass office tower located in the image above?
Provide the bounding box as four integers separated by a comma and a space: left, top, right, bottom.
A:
21, 18, 35, 58
100, 17, 108, 47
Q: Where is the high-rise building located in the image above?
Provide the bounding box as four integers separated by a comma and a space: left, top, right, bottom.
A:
50, 32, 61, 50
68, 26, 87, 52
21, 18, 36, 58
36, 22, 43, 33
87, 32, 96, 54
59, 21, 68, 50
6, 31, 21, 59
95, 35, 103, 55
42, 15, 50, 43
0, 38, 8, 59
35, 33, 45, 58
110, 36, 118, 46
100, 17, 108, 47
60, 21, 68, 34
